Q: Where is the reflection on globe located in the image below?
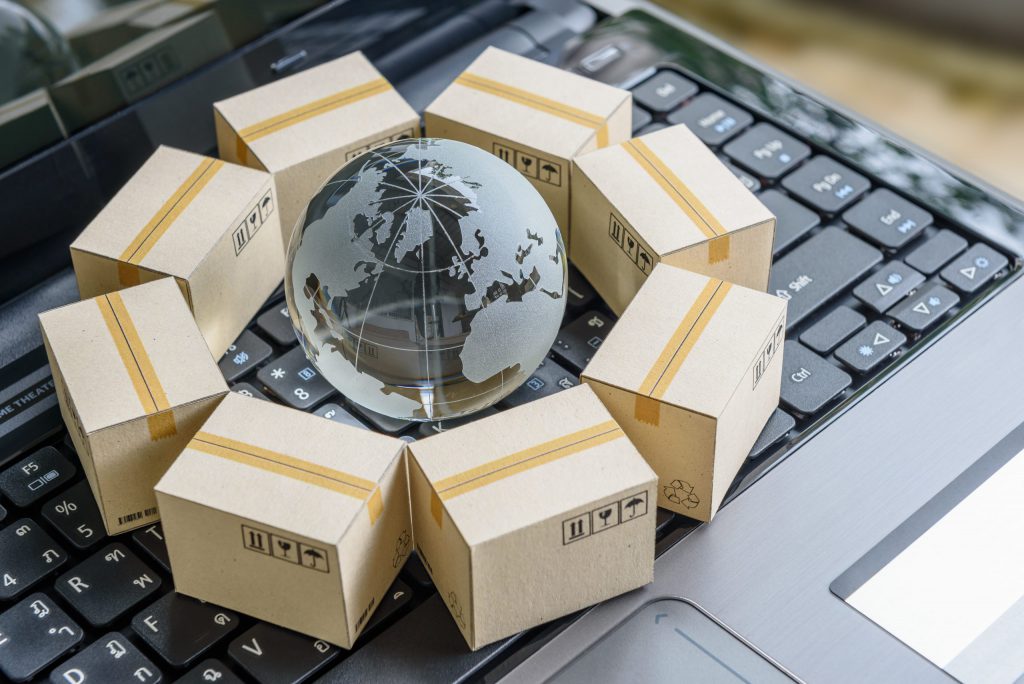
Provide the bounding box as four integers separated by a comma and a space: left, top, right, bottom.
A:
285, 138, 567, 422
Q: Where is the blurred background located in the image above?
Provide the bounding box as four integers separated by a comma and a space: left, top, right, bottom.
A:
2, 0, 1022, 198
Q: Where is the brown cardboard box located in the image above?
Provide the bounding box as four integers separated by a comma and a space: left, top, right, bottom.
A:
155, 393, 410, 647
49, 11, 232, 134
214, 52, 420, 248
70, 146, 284, 357
39, 278, 228, 535
582, 264, 786, 522
407, 384, 656, 650
424, 47, 632, 245
571, 123, 776, 315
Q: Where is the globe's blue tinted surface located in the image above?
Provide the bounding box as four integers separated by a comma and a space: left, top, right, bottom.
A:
286, 138, 567, 421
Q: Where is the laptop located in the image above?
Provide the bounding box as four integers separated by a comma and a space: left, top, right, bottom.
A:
0, 0, 1021, 681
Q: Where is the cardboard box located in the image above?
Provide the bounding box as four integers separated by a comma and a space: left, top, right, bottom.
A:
582, 264, 786, 522
49, 11, 232, 133
571, 124, 776, 315
70, 146, 284, 357
39, 278, 228, 535
155, 393, 410, 647
407, 384, 656, 650
424, 47, 632, 245
0, 89, 64, 169
214, 52, 420, 248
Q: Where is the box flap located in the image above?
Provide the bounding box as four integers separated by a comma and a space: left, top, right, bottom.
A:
38, 278, 226, 434
411, 385, 653, 545
213, 51, 417, 171
583, 265, 786, 417
156, 392, 403, 544
426, 46, 630, 160
575, 124, 773, 257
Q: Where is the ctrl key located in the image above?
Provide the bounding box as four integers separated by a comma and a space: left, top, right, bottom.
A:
781, 342, 852, 416
0, 593, 82, 682
49, 632, 161, 684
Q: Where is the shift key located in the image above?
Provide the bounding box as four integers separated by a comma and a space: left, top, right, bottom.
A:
769, 228, 881, 329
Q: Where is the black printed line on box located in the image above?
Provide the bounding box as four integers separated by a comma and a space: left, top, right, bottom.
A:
608, 213, 654, 275
492, 142, 563, 187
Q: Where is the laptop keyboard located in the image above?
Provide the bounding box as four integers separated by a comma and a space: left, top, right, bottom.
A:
0, 14, 1016, 684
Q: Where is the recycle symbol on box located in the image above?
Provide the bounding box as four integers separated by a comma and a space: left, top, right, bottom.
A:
664, 480, 700, 509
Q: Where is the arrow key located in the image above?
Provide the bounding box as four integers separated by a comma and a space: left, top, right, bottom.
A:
940, 244, 1008, 294
835, 322, 906, 373
889, 285, 960, 333
852, 261, 924, 313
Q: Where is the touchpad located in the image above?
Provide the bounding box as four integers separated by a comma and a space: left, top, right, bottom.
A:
550, 599, 796, 683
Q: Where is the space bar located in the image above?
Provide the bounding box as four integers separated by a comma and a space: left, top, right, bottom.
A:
768, 227, 881, 329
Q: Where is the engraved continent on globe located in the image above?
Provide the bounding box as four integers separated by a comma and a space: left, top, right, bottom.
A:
285, 138, 567, 421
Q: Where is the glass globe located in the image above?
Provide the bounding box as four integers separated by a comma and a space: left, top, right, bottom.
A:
285, 138, 567, 422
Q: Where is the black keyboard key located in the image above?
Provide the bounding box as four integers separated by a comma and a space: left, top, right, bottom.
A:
843, 188, 932, 249
315, 593, 518, 683
364, 579, 413, 634
550, 310, 613, 374
0, 504, 5, 524
667, 92, 752, 146
636, 123, 667, 136
219, 330, 272, 382
400, 552, 433, 589
178, 659, 245, 684
0, 447, 75, 507
55, 543, 162, 627
719, 158, 761, 193
500, 357, 578, 409
799, 306, 865, 354
904, 229, 967, 275
722, 123, 810, 179
228, 622, 338, 684
631, 103, 652, 132
781, 342, 852, 415
835, 321, 906, 373
131, 523, 170, 573
313, 403, 369, 430
889, 285, 960, 333
346, 403, 413, 435
41, 480, 106, 551
631, 71, 698, 113
748, 408, 796, 459
0, 519, 66, 599
256, 347, 336, 410
655, 508, 675, 536
769, 227, 882, 328
231, 382, 271, 401
940, 244, 1008, 294
781, 156, 870, 213
758, 189, 820, 255
0, 593, 82, 682
256, 304, 296, 346
566, 264, 597, 315
852, 261, 925, 314
50, 633, 162, 684
132, 593, 239, 668
417, 407, 499, 439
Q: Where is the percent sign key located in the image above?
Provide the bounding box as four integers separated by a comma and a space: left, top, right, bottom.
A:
43, 481, 105, 550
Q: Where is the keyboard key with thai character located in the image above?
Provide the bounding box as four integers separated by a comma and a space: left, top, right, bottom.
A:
257, 347, 336, 410
313, 403, 369, 430
0, 519, 66, 600
758, 189, 820, 255
904, 229, 967, 275
748, 408, 796, 459
666, 92, 752, 146
0, 446, 75, 507
55, 543, 162, 627
799, 306, 865, 354
781, 156, 870, 214
631, 70, 698, 113
835, 322, 906, 374
131, 523, 170, 573
852, 261, 924, 314
0, 593, 82, 682
230, 382, 271, 401
889, 285, 960, 333
500, 357, 577, 409
769, 227, 882, 329
178, 659, 245, 684
780, 342, 852, 415
50, 632, 162, 684
550, 311, 613, 374
219, 330, 272, 382
132, 593, 239, 668
256, 304, 297, 346
723, 123, 810, 179
228, 622, 339, 684
42, 480, 106, 551
940, 244, 1008, 294
843, 188, 932, 249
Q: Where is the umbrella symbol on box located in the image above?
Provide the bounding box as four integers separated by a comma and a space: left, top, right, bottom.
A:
624, 496, 646, 518
541, 163, 559, 183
